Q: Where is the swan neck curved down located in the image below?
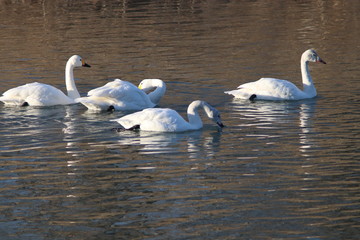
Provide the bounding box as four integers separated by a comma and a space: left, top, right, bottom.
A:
186, 101, 204, 130
147, 80, 166, 105
300, 58, 316, 97
65, 62, 80, 99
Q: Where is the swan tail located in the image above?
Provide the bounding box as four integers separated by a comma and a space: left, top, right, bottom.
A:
77, 97, 113, 111
0, 95, 38, 106
0, 96, 25, 106
111, 109, 151, 129
224, 89, 255, 100
112, 124, 140, 132
111, 118, 139, 130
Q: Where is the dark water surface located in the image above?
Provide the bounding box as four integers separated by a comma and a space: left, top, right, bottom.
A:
0, 1, 359, 239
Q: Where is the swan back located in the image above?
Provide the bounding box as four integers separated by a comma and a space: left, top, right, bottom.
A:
78, 79, 155, 111
87, 79, 137, 98
113, 108, 189, 132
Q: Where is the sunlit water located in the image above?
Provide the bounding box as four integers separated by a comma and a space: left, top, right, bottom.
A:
0, 1, 359, 239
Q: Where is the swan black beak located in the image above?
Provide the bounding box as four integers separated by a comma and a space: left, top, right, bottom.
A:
81, 59, 91, 68
217, 122, 225, 128
317, 58, 326, 64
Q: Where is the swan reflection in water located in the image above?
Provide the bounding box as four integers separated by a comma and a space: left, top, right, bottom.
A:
62, 106, 116, 159
298, 102, 316, 158
1, 105, 67, 142
227, 99, 316, 157
62, 106, 222, 167
62, 106, 83, 163
115, 128, 222, 159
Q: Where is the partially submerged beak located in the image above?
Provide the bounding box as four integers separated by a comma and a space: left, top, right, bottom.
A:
82, 59, 91, 67
317, 58, 326, 64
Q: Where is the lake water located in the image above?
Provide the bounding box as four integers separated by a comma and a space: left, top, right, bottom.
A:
0, 0, 359, 239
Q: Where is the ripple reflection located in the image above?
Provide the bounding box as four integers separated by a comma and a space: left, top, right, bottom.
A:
114, 129, 222, 158
298, 102, 316, 158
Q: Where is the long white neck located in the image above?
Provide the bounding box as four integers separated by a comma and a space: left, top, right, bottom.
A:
65, 61, 80, 99
300, 56, 317, 97
187, 100, 204, 130
147, 80, 166, 104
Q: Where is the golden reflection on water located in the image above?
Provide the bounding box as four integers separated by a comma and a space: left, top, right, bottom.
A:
0, 0, 360, 239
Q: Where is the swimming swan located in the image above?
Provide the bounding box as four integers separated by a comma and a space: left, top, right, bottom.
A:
225, 49, 326, 100
77, 78, 166, 111
111, 100, 224, 132
0, 55, 90, 106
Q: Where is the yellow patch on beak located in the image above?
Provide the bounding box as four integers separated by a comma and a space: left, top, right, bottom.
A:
81, 59, 91, 67
138, 84, 143, 90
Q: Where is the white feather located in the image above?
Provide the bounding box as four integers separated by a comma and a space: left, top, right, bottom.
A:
225, 49, 326, 100
0, 55, 90, 106
77, 79, 166, 111
112, 100, 224, 132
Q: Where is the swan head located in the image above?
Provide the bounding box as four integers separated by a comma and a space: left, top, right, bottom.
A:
303, 49, 326, 64
138, 79, 164, 92
203, 103, 224, 128
67, 55, 91, 68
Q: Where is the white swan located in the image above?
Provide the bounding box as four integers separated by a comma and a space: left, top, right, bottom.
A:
225, 49, 326, 100
111, 100, 224, 132
0, 55, 90, 106
77, 78, 166, 111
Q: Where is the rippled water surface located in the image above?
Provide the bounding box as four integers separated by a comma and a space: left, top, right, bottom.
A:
0, 1, 359, 239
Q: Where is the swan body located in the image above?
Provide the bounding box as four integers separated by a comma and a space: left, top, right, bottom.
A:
0, 55, 90, 106
112, 100, 224, 132
77, 78, 166, 111
225, 49, 326, 100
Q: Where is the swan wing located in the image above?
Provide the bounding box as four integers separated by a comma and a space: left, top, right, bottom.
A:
112, 108, 158, 129
88, 79, 132, 97
0, 82, 73, 106
113, 108, 189, 132
225, 78, 304, 100
83, 79, 154, 110
75, 96, 117, 111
